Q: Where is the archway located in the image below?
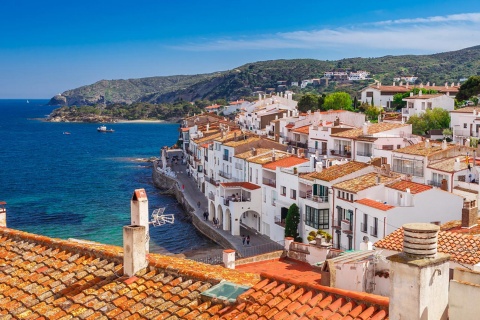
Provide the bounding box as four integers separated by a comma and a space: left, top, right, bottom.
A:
217, 205, 224, 227
225, 208, 232, 232
209, 201, 216, 219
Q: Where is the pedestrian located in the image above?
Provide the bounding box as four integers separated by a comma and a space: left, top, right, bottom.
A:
246, 235, 250, 246
242, 235, 246, 246
182, 184, 185, 192
197, 201, 201, 208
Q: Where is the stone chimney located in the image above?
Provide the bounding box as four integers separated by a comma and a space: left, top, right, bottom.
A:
0, 201, 6, 227
462, 200, 477, 228
388, 223, 450, 320
131, 189, 150, 253
123, 225, 148, 277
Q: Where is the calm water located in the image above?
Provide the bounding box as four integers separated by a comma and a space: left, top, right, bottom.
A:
0, 99, 219, 255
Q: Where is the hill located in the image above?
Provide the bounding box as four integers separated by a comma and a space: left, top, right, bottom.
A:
49, 45, 480, 106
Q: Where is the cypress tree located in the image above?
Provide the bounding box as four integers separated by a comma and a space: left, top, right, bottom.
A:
285, 203, 300, 241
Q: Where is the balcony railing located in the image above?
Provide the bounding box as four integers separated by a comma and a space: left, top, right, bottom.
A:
361, 222, 367, 233
223, 154, 229, 161
341, 220, 353, 234
392, 165, 423, 177
370, 226, 378, 237
356, 151, 372, 157
219, 170, 232, 179
289, 141, 308, 149
274, 215, 285, 227
306, 194, 328, 203
330, 150, 351, 157
427, 180, 443, 188
332, 219, 341, 229
206, 177, 219, 186
308, 148, 327, 155
263, 178, 276, 188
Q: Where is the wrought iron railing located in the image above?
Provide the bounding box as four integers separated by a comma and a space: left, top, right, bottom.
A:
263, 178, 276, 187
219, 170, 232, 179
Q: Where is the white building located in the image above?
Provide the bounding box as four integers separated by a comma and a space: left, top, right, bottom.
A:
450, 106, 480, 142
401, 93, 454, 122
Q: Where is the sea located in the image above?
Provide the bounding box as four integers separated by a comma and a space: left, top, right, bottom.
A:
0, 99, 221, 256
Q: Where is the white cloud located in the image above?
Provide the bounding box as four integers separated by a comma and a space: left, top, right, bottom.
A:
171, 12, 480, 55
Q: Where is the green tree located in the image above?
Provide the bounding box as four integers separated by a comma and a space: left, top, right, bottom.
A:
353, 96, 358, 110
297, 93, 319, 112
407, 108, 450, 135
323, 92, 353, 111
393, 88, 439, 110
365, 106, 382, 121
285, 203, 300, 241
457, 76, 480, 101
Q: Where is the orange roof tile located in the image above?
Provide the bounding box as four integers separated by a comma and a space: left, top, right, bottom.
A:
285, 123, 295, 129
263, 156, 309, 170
356, 198, 395, 211
393, 141, 458, 157
331, 123, 409, 139
200, 143, 212, 148
181, 127, 190, 132
206, 104, 221, 109
292, 125, 310, 134
333, 172, 401, 193
305, 161, 369, 182
220, 182, 261, 190
374, 227, 480, 265
386, 180, 432, 194
450, 106, 480, 113
0, 227, 390, 319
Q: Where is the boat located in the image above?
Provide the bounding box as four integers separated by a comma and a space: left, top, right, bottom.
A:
63, 132, 71, 135
26, 100, 29, 104
97, 125, 114, 133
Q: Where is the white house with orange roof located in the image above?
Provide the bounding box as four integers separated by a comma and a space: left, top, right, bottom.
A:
329, 122, 413, 163
401, 92, 454, 122
205, 104, 222, 113
332, 172, 463, 250
450, 106, 480, 142
360, 82, 460, 109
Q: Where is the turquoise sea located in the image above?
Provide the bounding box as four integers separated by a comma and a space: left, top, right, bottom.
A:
0, 99, 220, 255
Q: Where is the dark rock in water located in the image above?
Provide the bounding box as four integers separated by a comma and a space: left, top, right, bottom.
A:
48, 94, 67, 106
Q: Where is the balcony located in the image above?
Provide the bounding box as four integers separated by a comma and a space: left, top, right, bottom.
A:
370, 226, 378, 237
308, 148, 327, 155
332, 219, 341, 230
427, 180, 443, 188
274, 215, 286, 228
361, 222, 367, 233
263, 178, 276, 188
306, 194, 328, 203
223, 154, 229, 161
219, 170, 232, 179
356, 151, 372, 157
330, 150, 351, 158
341, 220, 353, 234
206, 177, 219, 186
288, 141, 308, 149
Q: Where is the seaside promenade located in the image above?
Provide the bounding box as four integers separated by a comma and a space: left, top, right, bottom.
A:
164, 157, 282, 256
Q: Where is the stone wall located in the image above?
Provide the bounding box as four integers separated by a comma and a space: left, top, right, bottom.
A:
235, 250, 286, 266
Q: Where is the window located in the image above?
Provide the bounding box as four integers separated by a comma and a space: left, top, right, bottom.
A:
464, 123, 468, 129
305, 206, 329, 229
290, 189, 296, 200
263, 187, 266, 203
371, 217, 378, 237
281, 186, 286, 196
361, 214, 368, 233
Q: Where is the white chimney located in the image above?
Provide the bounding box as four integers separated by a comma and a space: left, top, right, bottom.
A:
123, 225, 148, 277
310, 155, 316, 171
425, 139, 430, 149
131, 189, 150, 253
363, 122, 369, 135
418, 90, 422, 96
388, 223, 450, 320
454, 158, 460, 171
0, 201, 6, 227
410, 92, 414, 97
316, 162, 323, 172
206, 123, 210, 132
442, 139, 447, 150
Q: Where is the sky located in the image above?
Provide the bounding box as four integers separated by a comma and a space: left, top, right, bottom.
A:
1, 0, 480, 98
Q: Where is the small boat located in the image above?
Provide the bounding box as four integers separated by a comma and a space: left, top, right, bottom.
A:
97, 125, 114, 133
63, 132, 71, 135
26, 100, 29, 104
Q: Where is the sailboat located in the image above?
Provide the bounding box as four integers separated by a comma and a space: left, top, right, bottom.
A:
26, 100, 29, 104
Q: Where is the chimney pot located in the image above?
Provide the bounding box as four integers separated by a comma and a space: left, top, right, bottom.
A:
402, 223, 439, 258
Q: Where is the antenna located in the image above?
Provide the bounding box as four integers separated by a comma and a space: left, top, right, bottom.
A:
150, 207, 174, 227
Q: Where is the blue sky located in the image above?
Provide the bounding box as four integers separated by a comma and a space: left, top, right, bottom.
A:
1, 0, 479, 98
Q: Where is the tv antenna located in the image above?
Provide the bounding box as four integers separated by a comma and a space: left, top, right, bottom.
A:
150, 207, 175, 227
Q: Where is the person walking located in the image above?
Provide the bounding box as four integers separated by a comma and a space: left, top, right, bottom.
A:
241, 235, 246, 246
246, 235, 250, 246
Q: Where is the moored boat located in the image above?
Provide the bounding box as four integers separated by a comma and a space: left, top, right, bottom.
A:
97, 125, 114, 133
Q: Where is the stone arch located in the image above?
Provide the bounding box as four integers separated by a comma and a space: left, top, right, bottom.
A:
225, 208, 232, 232
217, 205, 224, 226
209, 201, 216, 218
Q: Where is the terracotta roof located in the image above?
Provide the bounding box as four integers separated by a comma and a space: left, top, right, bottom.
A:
306, 161, 370, 182
213, 130, 243, 143
220, 182, 261, 190
0, 226, 392, 319
427, 156, 474, 172
224, 273, 389, 320
356, 198, 395, 211
262, 156, 309, 170
206, 104, 221, 109
285, 123, 295, 129
223, 137, 260, 148
181, 127, 190, 132
292, 125, 310, 134
374, 227, 480, 265
191, 130, 221, 143
331, 123, 409, 139
246, 150, 291, 165
367, 84, 459, 94
333, 172, 400, 193
393, 141, 456, 157
386, 180, 432, 194
450, 106, 480, 113
403, 94, 445, 100
0, 227, 259, 320
235, 148, 271, 160
229, 100, 245, 105
200, 143, 212, 148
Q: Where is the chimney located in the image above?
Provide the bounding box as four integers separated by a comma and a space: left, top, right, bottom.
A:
406, 83, 409, 89
376, 174, 381, 185
410, 92, 414, 97
432, 82, 435, 86
234, 132, 238, 141
316, 162, 323, 172
393, 81, 395, 86
363, 122, 369, 135
206, 123, 210, 132
442, 139, 447, 150
123, 225, 148, 277
419, 90, 422, 96
462, 200, 478, 228
425, 139, 430, 148
131, 188, 150, 253
427, 81, 430, 86
310, 155, 316, 171
440, 178, 448, 191
297, 148, 302, 158
388, 223, 450, 320
454, 158, 460, 171
272, 149, 276, 162
0, 201, 6, 227
251, 147, 256, 156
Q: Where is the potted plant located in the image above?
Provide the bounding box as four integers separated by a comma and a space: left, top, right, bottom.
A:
293, 167, 297, 174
